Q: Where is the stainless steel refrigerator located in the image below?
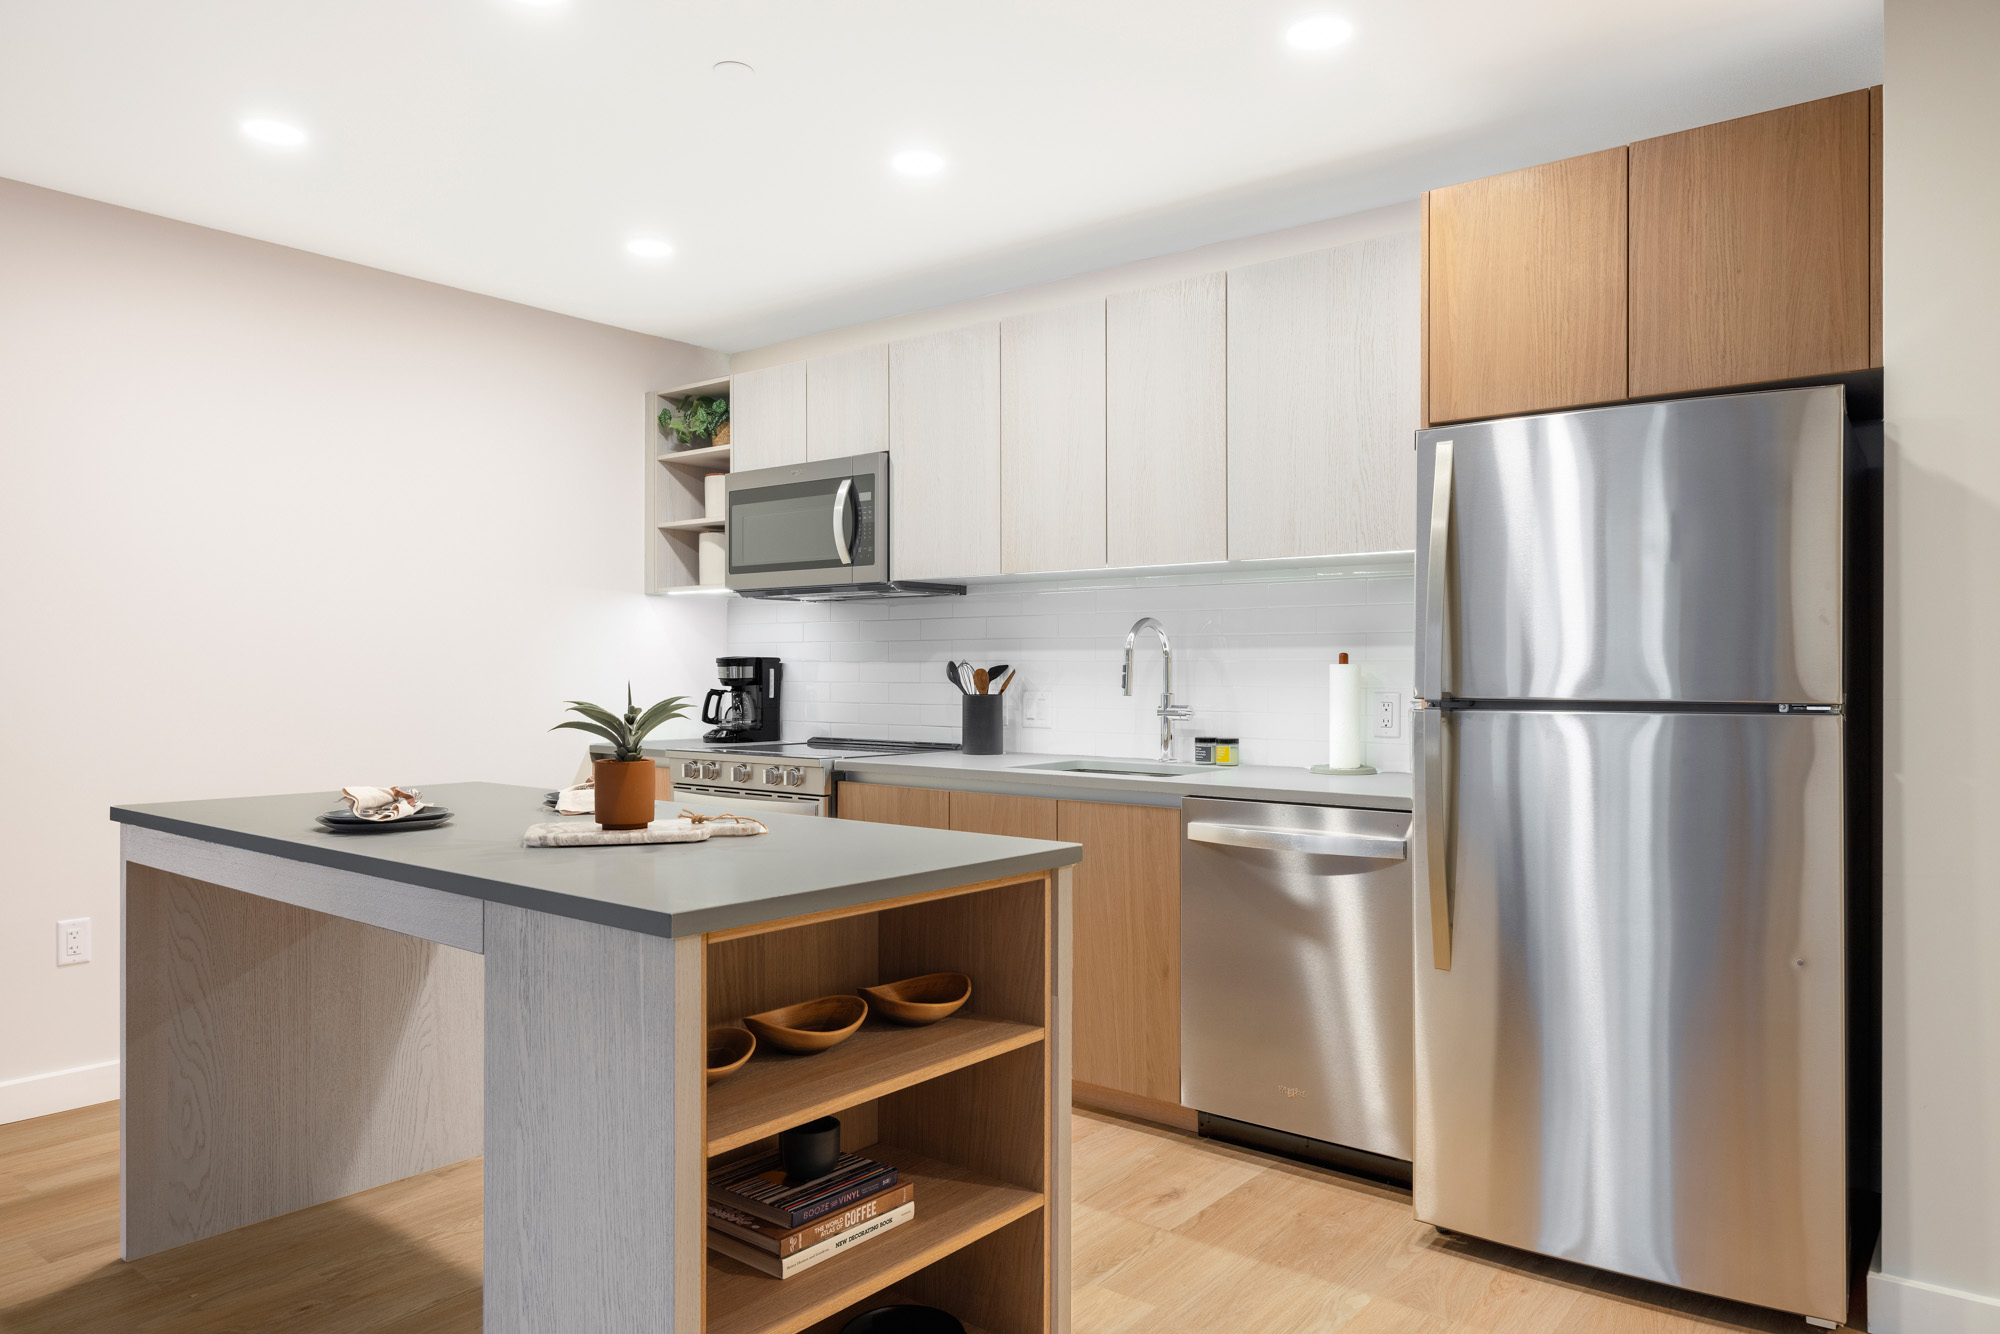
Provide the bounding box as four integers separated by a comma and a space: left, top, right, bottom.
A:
1412, 386, 1849, 1326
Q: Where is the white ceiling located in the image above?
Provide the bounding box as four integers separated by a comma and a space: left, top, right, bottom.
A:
0, 1, 1880, 353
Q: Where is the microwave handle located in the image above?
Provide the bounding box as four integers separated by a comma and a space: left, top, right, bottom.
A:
831, 479, 854, 565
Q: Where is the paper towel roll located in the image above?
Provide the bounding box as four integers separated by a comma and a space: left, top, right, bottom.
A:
698, 530, 727, 586
1328, 658, 1364, 770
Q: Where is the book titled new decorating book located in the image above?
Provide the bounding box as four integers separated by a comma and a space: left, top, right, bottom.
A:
707, 1202, 915, 1279
707, 1151, 899, 1229
709, 1181, 916, 1256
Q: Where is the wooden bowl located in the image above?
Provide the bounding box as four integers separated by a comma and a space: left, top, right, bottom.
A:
744, 995, 869, 1054
706, 1026, 755, 1084
859, 972, 972, 1027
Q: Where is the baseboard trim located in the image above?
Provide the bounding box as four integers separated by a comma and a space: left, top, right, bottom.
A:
0, 1059, 120, 1126
1868, 1268, 2000, 1333
1073, 1080, 1199, 1132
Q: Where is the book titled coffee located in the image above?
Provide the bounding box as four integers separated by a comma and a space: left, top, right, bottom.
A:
708, 1182, 915, 1256
707, 1152, 899, 1229
707, 1201, 915, 1279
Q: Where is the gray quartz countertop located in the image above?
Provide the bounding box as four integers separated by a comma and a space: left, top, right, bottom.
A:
813, 749, 1412, 811
111, 781, 1080, 939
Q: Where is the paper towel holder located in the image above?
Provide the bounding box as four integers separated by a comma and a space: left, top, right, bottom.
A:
1312, 651, 1378, 776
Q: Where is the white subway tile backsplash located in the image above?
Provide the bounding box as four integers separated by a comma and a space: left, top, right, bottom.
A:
728, 570, 1417, 772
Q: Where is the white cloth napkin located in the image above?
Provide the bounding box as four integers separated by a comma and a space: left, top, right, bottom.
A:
340, 786, 428, 821
523, 820, 711, 847
555, 782, 595, 815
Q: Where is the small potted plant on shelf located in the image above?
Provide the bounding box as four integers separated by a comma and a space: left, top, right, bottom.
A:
659, 395, 730, 450
552, 686, 690, 830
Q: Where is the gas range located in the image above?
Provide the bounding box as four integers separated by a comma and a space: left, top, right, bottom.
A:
655, 737, 958, 812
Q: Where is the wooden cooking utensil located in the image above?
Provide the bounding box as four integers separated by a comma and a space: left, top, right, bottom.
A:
973, 667, 990, 694
997, 670, 1016, 693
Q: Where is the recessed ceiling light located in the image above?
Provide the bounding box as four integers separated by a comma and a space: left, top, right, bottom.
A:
626, 237, 675, 259
712, 61, 755, 78
240, 117, 308, 149
1284, 15, 1354, 52
890, 149, 947, 178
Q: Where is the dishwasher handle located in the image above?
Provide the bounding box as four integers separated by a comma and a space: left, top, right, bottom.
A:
1186, 821, 1408, 861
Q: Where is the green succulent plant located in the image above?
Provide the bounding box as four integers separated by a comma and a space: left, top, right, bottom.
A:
658, 395, 729, 446
553, 685, 691, 761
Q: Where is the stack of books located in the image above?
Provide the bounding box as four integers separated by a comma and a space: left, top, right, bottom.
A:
707, 1152, 914, 1279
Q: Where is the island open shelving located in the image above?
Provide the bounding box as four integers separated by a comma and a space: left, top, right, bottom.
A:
699, 870, 1070, 1334
650, 375, 735, 595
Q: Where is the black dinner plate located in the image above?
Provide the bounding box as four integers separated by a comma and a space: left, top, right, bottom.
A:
317, 806, 454, 832
841, 1307, 965, 1334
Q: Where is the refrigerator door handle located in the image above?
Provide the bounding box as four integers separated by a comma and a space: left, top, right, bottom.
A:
1185, 822, 1408, 861
1420, 439, 1453, 701
1418, 702, 1453, 971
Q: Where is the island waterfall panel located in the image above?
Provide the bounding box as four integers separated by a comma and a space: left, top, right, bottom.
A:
120, 863, 483, 1260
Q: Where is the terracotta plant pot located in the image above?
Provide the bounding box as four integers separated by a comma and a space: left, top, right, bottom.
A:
592, 757, 658, 831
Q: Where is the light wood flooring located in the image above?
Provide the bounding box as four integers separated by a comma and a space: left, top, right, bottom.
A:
0, 1102, 1852, 1333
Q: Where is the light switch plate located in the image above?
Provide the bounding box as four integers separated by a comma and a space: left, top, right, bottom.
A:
57, 917, 90, 966
1023, 691, 1051, 728
1369, 692, 1403, 739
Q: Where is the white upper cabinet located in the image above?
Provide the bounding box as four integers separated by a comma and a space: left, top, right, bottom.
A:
889, 323, 1002, 581
727, 361, 806, 471
1001, 300, 1107, 575
1106, 273, 1228, 568
1226, 234, 1421, 558
806, 344, 889, 461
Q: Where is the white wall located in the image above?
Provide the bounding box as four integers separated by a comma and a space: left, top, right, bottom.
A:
0, 177, 726, 1123
728, 569, 1414, 774
1872, 1, 2000, 1329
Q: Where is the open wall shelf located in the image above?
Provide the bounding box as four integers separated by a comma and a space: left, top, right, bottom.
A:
648, 382, 732, 594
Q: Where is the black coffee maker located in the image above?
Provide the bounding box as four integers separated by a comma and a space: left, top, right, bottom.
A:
701, 657, 783, 744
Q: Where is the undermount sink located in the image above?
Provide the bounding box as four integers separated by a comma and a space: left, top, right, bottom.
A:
1012, 759, 1207, 778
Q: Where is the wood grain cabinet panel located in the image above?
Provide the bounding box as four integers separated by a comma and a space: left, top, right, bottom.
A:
807, 343, 889, 461
889, 323, 1002, 581
949, 791, 1059, 840
1426, 147, 1628, 424
1106, 274, 1228, 567
836, 782, 951, 829
1228, 234, 1421, 558
1629, 90, 1873, 397
1060, 800, 1180, 1104
1001, 300, 1107, 575
728, 361, 807, 470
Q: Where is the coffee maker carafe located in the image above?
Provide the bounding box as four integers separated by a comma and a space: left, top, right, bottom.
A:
701, 656, 783, 744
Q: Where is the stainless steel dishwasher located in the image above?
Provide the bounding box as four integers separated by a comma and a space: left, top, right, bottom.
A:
1180, 796, 1414, 1177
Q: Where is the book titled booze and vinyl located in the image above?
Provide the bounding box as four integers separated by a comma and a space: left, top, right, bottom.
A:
709, 1181, 917, 1256
706, 1152, 899, 1229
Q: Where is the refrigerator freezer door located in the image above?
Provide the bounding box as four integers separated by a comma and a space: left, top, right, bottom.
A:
1416, 387, 1844, 704
1181, 798, 1414, 1160
1412, 709, 1846, 1323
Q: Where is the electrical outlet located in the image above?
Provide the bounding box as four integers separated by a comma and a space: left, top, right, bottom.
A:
1370, 692, 1403, 739
1023, 691, 1051, 728
57, 917, 91, 967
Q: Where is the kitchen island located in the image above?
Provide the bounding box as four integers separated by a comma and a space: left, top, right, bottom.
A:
110, 782, 1081, 1334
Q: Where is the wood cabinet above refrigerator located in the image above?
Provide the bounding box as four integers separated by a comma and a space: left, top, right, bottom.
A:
1422, 88, 1882, 427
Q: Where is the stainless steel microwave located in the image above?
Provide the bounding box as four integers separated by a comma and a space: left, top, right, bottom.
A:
724, 452, 964, 600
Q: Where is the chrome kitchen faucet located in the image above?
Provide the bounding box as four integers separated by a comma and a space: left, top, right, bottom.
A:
1122, 617, 1193, 762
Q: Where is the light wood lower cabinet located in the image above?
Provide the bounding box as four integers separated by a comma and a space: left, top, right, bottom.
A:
839, 784, 1189, 1123
836, 781, 950, 829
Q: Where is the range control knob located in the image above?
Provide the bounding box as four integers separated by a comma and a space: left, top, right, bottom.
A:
681, 760, 701, 780
764, 766, 785, 786
785, 767, 807, 788
730, 763, 752, 783
700, 761, 720, 781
